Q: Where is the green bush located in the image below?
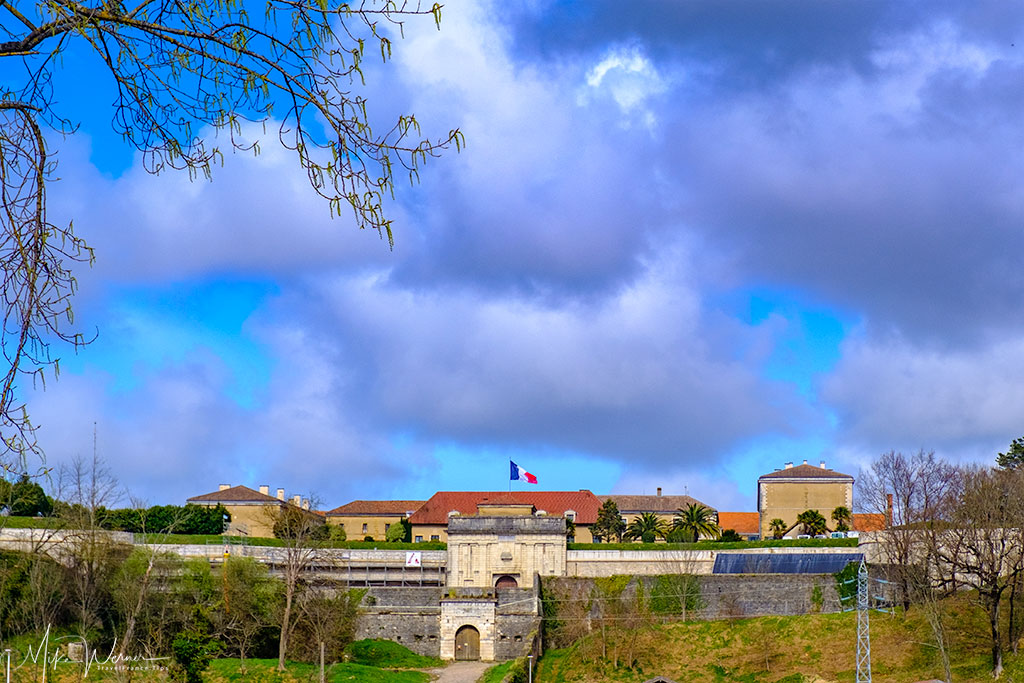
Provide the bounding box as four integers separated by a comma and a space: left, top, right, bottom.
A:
171, 626, 222, 682
385, 523, 405, 542
8, 475, 53, 517
96, 504, 229, 534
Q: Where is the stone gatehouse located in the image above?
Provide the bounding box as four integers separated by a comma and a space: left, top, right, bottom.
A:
355, 515, 560, 661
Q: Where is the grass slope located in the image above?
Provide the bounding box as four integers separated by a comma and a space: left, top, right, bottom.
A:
344, 639, 444, 668
209, 658, 431, 682
537, 593, 1024, 683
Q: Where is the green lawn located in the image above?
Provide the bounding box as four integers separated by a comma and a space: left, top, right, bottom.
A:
1, 515, 66, 529
137, 534, 445, 550
344, 639, 444, 668
481, 659, 523, 683
0, 520, 446, 549
208, 658, 431, 682
4, 652, 432, 682
568, 537, 859, 551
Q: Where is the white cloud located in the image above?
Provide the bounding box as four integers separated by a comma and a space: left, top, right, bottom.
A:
822, 332, 1024, 462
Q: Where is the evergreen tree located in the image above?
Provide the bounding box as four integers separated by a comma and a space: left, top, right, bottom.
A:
592, 499, 626, 543
997, 437, 1024, 470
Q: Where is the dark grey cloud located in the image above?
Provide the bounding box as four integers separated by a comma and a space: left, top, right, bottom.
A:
505, 1, 1024, 87
505, 0, 906, 88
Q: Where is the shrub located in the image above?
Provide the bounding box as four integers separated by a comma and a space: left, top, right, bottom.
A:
385, 524, 405, 543
171, 626, 221, 683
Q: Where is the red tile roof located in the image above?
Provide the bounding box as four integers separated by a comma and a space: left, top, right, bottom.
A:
187, 485, 282, 503
326, 500, 425, 516
758, 464, 853, 480
853, 513, 886, 532
716, 512, 760, 534
408, 490, 602, 525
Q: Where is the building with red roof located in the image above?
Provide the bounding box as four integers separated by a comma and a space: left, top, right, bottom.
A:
407, 490, 601, 543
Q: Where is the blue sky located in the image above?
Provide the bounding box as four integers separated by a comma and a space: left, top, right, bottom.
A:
10, 0, 1024, 512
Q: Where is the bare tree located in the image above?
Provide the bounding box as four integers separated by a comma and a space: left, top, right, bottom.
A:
267, 498, 328, 671
0, 0, 460, 463
930, 466, 1024, 678
215, 556, 278, 673
112, 496, 193, 660
857, 450, 959, 608
56, 450, 126, 635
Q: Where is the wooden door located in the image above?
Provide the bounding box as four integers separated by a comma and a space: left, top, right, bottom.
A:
495, 575, 518, 590
455, 625, 480, 660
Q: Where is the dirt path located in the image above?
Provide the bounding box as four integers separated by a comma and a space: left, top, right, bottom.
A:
425, 660, 492, 683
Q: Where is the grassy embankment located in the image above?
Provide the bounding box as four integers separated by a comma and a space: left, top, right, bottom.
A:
1, 516, 446, 549
536, 591, 1024, 683
1, 637, 441, 682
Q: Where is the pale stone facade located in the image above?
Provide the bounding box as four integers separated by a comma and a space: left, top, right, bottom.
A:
757, 462, 853, 539
324, 500, 424, 542
440, 596, 497, 661
446, 516, 567, 588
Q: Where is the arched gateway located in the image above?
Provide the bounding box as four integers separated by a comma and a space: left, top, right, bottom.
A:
455, 625, 480, 660
495, 575, 518, 589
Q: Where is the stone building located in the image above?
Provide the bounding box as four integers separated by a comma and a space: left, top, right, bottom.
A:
187, 484, 305, 537
407, 490, 601, 543
325, 500, 424, 541
604, 489, 716, 540
757, 461, 853, 538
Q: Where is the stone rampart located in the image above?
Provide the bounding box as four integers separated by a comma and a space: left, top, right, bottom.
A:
566, 546, 860, 577
544, 573, 841, 621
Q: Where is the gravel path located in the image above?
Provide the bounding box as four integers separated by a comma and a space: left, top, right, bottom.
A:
424, 661, 493, 683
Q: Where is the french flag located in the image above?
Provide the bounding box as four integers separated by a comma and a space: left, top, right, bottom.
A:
510, 460, 538, 484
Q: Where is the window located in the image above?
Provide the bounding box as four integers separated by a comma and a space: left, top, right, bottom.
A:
565, 510, 576, 522
362, 523, 368, 533
431, 535, 440, 541
385, 523, 391, 532
415, 535, 423, 543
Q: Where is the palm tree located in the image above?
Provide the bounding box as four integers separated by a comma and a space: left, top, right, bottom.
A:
831, 506, 852, 532
672, 504, 720, 543
796, 509, 828, 536
768, 518, 788, 540
625, 512, 668, 543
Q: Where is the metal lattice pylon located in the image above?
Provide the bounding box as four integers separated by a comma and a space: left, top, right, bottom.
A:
856, 560, 872, 683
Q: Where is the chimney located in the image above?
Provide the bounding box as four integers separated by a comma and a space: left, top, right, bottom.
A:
292, 494, 301, 507
219, 484, 230, 491
886, 493, 893, 528
802, 459, 808, 466
657, 487, 662, 497
277, 488, 285, 501
820, 461, 826, 469
302, 498, 310, 510
259, 485, 269, 496
784, 462, 793, 469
